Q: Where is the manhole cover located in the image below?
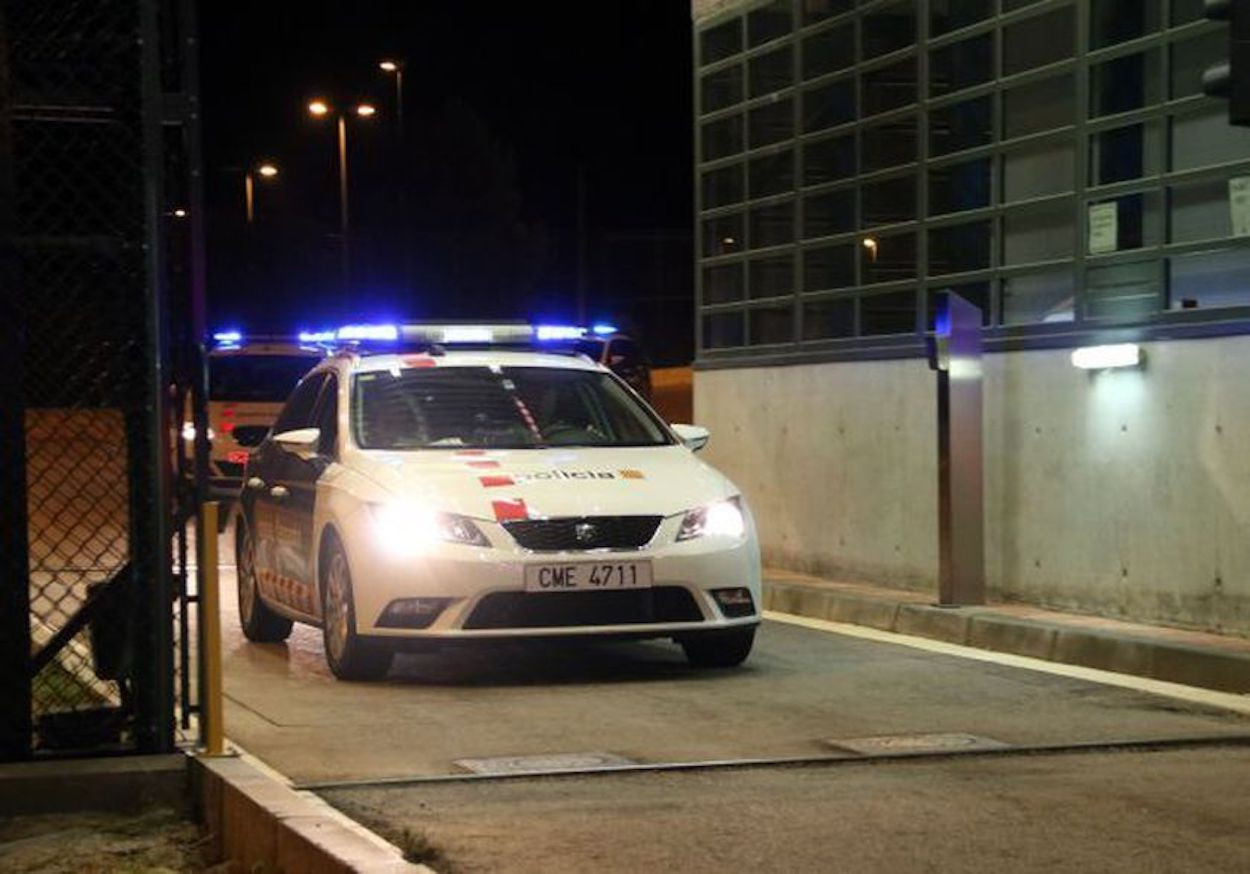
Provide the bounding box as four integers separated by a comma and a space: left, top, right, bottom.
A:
825, 733, 1010, 756
454, 752, 639, 775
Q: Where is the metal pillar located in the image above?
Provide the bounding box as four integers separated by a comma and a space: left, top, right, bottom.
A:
929, 291, 985, 607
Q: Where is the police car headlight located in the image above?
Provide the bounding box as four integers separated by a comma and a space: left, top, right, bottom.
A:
677, 496, 745, 542
369, 501, 490, 556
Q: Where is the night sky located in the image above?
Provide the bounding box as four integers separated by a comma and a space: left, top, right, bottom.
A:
200, 2, 695, 364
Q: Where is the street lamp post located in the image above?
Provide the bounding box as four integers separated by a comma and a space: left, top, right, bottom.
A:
244, 162, 279, 224
378, 60, 404, 135
308, 99, 376, 293
378, 59, 410, 289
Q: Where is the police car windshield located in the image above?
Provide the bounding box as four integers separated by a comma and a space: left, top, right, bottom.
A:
209, 355, 318, 403
352, 366, 670, 450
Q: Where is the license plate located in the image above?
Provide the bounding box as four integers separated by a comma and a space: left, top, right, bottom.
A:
524, 561, 652, 593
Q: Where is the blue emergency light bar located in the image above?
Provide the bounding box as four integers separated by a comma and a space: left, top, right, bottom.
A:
212, 330, 243, 345
298, 330, 337, 344
337, 323, 399, 341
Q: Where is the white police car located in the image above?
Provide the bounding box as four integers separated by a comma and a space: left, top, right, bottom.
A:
235, 325, 761, 680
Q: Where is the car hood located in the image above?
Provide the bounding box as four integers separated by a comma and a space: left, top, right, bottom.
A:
348, 445, 735, 520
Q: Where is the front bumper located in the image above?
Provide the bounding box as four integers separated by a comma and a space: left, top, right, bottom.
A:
339, 513, 762, 641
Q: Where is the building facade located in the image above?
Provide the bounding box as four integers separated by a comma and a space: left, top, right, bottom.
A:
691, 0, 1250, 634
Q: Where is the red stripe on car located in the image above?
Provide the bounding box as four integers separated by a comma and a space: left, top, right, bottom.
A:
492, 498, 528, 521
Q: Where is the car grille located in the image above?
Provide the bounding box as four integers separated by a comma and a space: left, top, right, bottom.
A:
463, 587, 704, 630
504, 516, 662, 551
231, 425, 269, 447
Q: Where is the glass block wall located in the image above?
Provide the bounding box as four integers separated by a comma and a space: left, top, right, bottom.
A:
695, 0, 1250, 362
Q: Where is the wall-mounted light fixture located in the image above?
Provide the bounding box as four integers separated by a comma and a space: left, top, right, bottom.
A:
1071, 343, 1142, 370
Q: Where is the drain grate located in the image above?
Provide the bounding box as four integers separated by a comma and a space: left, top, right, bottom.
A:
453, 752, 639, 776
825, 732, 1011, 756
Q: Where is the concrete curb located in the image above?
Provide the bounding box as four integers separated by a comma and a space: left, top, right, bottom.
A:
192, 754, 431, 873
0, 754, 187, 817
763, 580, 1250, 694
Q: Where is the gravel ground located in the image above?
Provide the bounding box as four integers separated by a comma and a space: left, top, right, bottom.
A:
0, 808, 206, 874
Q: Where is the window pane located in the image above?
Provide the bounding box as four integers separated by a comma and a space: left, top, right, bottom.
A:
1000, 269, 1074, 324
862, 174, 916, 227
703, 263, 744, 304
702, 212, 744, 256
862, 117, 917, 172
1090, 122, 1159, 186
803, 23, 855, 80
804, 244, 856, 291
1003, 201, 1074, 264
702, 164, 744, 208
804, 188, 856, 238
1169, 248, 1250, 310
702, 19, 742, 65
803, 78, 855, 133
1091, 0, 1160, 49
702, 114, 744, 161
750, 304, 794, 344
927, 282, 992, 329
749, 200, 795, 248
749, 100, 794, 147
863, 57, 917, 116
1090, 50, 1160, 118
1003, 139, 1074, 203
804, 0, 854, 25
863, 1, 915, 60
1170, 177, 1234, 243
930, 95, 992, 156
930, 158, 991, 215
804, 134, 856, 185
750, 46, 793, 97
930, 32, 993, 98
1086, 260, 1159, 320
1171, 30, 1223, 100
749, 255, 795, 299
1003, 74, 1075, 140
701, 65, 743, 113
1086, 192, 1160, 254
930, 0, 993, 37
1003, 7, 1074, 76
803, 297, 855, 339
863, 232, 917, 284
702, 311, 745, 348
749, 150, 794, 198
929, 220, 991, 275
860, 290, 917, 335
1172, 109, 1250, 171
748, 0, 792, 47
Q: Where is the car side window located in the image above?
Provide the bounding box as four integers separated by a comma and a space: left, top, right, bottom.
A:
312, 375, 339, 457
272, 373, 325, 435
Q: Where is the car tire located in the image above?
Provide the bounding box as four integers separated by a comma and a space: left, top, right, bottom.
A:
236, 520, 293, 643
320, 535, 393, 682
680, 627, 756, 668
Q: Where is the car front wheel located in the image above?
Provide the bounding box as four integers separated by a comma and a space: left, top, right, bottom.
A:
679, 627, 756, 668
321, 535, 393, 681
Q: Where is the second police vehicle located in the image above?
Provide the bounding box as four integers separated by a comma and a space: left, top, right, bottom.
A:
234, 323, 760, 679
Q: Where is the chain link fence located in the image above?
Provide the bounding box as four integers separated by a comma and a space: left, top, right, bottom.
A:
1, 0, 202, 759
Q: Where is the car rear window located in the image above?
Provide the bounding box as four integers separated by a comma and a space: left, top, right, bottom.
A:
209, 355, 318, 403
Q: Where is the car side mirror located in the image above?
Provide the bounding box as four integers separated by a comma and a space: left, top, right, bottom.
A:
671, 423, 709, 452
273, 427, 321, 460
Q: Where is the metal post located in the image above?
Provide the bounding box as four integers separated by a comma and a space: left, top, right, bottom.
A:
0, 1, 32, 761
198, 502, 224, 756
929, 291, 986, 607
244, 171, 254, 223
576, 162, 587, 323
337, 113, 351, 294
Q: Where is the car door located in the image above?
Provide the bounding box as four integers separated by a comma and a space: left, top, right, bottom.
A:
271, 373, 339, 617
250, 372, 324, 609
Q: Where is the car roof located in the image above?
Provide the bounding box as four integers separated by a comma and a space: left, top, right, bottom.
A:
336, 349, 606, 375
209, 342, 324, 358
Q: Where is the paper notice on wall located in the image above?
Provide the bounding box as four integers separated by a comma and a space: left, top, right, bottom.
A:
1229, 176, 1250, 237
1088, 202, 1118, 255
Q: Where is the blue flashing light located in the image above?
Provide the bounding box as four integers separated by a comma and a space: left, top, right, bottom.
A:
298, 330, 337, 344
337, 323, 399, 342
591, 323, 618, 336
535, 324, 585, 341
212, 330, 243, 344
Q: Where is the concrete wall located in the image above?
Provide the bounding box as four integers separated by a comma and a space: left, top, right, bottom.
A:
695, 336, 1250, 635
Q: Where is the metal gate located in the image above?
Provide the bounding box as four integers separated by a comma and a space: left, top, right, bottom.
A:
0, 0, 207, 760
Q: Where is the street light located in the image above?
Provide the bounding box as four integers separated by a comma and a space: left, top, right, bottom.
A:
378, 59, 404, 132
306, 98, 377, 292
244, 162, 279, 224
